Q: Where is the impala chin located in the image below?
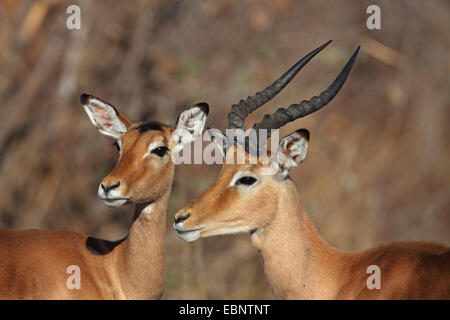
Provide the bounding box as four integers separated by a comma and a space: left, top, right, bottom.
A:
203, 227, 252, 238
173, 223, 201, 242
176, 229, 201, 242
102, 198, 128, 207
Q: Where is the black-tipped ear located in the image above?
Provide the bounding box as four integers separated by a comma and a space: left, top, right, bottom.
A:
80, 93, 91, 105
172, 102, 209, 149
275, 129, 310, 177
195, 102, 209, 116
80, 93, 131, 139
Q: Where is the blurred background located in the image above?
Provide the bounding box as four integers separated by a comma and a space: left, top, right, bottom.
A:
0, 0, 449, 299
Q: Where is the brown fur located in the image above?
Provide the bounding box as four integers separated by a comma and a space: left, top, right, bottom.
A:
175, 145, 450, 299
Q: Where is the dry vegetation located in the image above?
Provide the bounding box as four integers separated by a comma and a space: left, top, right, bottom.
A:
0, 0, 449, 299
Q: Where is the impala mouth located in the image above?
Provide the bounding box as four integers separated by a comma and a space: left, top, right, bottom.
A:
173, 223, 202, 242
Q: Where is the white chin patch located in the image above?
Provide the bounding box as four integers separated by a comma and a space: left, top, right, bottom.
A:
102, 198, 127, 207
175, 230, 201, 242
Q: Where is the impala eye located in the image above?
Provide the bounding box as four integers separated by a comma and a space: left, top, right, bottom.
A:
112, 142, 120, 152
235, 176, 257, 186
151, 146, 169, 157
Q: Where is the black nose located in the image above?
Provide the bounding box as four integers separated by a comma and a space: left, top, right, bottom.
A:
174, 213, 190, 224
101, 181, 120, 195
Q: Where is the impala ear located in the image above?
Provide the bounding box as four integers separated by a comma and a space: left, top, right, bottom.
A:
274, 129, 310, 177
172, 103, 209, 150
206, 128, 226, 158
80, 94, 131, 139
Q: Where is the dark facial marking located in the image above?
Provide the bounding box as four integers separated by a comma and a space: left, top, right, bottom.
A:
236, 176, 257, 186
86, 236, 127, 255
112, 141, 120, 151
151, 146, 169, 157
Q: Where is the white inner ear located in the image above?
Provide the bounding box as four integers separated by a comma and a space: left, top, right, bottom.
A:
276, 132, 308, 175
83, 98, 127, 139
172, 106, 207, 146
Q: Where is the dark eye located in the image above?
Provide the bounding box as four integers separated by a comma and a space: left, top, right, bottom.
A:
235, 176, 257, 186
151, 146, 169, 157
112, 142, 120, 152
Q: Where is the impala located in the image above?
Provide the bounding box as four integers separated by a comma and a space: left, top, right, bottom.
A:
173, 41, 450, 299
0, 94, 209, 299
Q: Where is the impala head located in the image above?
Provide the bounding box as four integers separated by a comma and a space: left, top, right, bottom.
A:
81, 94, 209, 207
173, 41, 359, 241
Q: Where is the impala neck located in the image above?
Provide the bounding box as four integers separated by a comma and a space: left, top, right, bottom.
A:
251, 180, 349, 299
117, 189, 170, 299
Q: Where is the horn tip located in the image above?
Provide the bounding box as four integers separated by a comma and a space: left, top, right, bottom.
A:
317, 40, 333, 51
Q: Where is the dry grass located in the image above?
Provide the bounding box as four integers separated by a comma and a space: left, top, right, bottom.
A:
0, 0, 449, 299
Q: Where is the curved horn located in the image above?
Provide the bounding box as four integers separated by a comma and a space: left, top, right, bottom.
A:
252, 46, 360, 136
227, 40, 333, 130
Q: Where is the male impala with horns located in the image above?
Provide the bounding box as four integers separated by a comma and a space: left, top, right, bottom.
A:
173, 41, 450, 300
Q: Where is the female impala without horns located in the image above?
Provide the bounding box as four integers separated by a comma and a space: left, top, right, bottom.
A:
0, 95, 209, 299
174, 41, 450, 299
